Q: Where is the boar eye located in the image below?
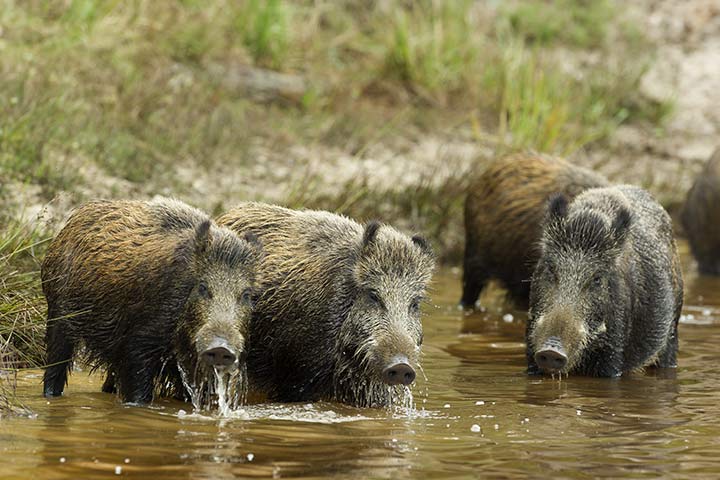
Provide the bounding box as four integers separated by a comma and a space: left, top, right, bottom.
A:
409, 297, 422, 314
239, 288, 254, 307
198, 281, 211, 299
592, 274, 603, 288
367, 289, 384, 308
546, 262, 558, 281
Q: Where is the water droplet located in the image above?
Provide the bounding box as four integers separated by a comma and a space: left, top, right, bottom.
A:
115, 466, 122, 475
177, 409, 187, 417
502, 313, 513, 323
576, 410, 582, 416
475, 401, 485, 406
470, 424, 481, 433
443, 403, 451, 408
59, 457, 66, 463
124, 458, 130, 464
494, 424, 499, 430
247, 453, 254, 462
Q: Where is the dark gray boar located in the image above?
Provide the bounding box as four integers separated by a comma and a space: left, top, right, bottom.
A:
527, 185, 683, 377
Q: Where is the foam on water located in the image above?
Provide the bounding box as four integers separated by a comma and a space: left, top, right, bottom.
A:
177, 402, 373, 424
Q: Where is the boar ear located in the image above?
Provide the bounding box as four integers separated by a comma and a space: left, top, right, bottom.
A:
243, 231, 263, 257
194, 220, 212, 254
611, 207, 632, 245
362, 221, 382, 248
243, 231, 260, 247
547, 193, 569, 220
411, 234, 434, 258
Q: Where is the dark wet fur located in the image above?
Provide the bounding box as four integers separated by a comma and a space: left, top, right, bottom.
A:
527, 185, 683, 377
42, 198, 258, 404
218, 203, 434, 407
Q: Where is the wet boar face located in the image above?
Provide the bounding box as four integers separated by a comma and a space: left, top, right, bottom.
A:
175, 221, 261, 398
529, 195, 631, 375
335, 222, 434, 407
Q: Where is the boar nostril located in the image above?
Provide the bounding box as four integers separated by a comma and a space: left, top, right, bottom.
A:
382, 362, 416, 386
201, 346, 237, 368
534, 347, 568, 372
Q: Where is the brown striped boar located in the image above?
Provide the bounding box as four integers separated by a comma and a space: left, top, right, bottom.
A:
42, 198, 261, 405
682, 148, 720, 275
217, 203, 435, 408
462, 152, 608, 308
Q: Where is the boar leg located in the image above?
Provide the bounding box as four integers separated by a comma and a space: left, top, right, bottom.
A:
43, 309, 75, 397
117, 359, 159, 405
101, 371, 117, 394
461, 256, 488, 309
654, 321, 679, 368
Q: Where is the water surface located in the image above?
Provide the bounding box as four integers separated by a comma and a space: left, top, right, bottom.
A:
2, 242, 719, 479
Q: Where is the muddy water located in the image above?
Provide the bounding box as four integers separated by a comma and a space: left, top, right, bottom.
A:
2, 242, 720, 479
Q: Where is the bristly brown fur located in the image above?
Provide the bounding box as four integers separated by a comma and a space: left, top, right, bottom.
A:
217, 202, 435, 408
42, 197, 261, 405
682, 148, 720, 275
461, 152, 608, 308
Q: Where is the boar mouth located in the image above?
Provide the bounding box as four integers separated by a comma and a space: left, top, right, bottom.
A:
196, 336, 245, 373
177, 358, 248, 412
381, 354, 417, 386
334, 343, 419, 408
174, 335, 248, 412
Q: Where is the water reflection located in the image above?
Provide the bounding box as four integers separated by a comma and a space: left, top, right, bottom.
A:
2, 246, 720, 479
11, 385, 420, 480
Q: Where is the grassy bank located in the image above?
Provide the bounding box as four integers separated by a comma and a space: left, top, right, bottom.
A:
1, 0, 667, 195
0, 216, 49, 415
0, 0, 671, 378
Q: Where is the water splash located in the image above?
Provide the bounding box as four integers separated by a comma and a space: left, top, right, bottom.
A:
214, 368, 231, 417
176, 402, 371, 423
177, 362, 247, 416
214, 367, 247, 417
417, 363, 429, 383
177, 363, 203, 411
389, 385, 420, 418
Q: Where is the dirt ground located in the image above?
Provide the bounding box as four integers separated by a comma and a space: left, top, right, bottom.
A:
7, 0, 720, 240
587, 0, 720, 213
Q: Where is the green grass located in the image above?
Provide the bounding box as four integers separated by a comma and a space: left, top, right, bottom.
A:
0, 0, 668, 196
0, 217, 50, 417
285, 167, 472, 263
379, 0, 482, 104
500, 0, 616, 48
234, 0, 290, 69
0, 218, 50, 369
0, 0, 674, 262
